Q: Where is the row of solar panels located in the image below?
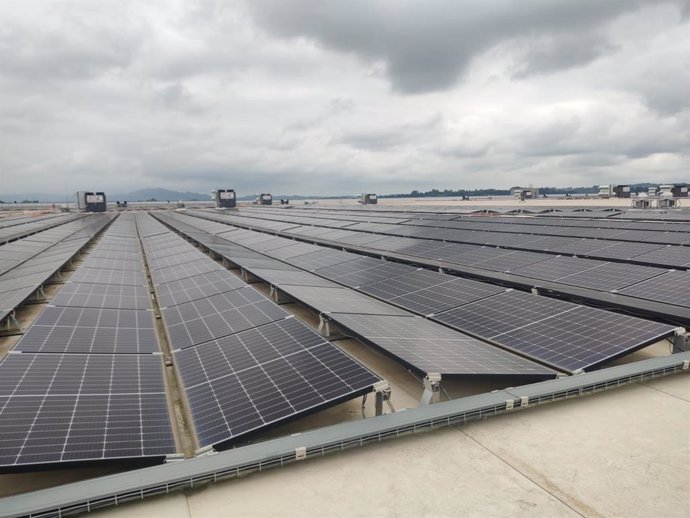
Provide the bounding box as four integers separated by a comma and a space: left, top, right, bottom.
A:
153, 211, 558, 379
0, 213, 177, 470
158, 211, 676, 376
136, 213, 382, 451
0, 213, 115, 326
250, 202, 690, 225
232, 208, 690, 264
241, 205, 690, 235
0, 213, 88, 244
187, 210, 690, 312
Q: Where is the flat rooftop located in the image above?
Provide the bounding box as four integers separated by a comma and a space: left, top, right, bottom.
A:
0, 199, 688, 517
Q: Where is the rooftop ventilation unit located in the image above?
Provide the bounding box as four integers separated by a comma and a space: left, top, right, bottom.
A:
214, 189, 236, 208
360, 193, 378, 205
257, 193, 272, 205
75, 191, 107, 212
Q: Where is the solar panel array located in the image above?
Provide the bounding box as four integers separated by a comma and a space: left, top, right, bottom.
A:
1, 213, 177, 470
0, 213, 86, 244
166, 210, 678, 373
184, 208, 689, 320
153, 212, 560, 379
0, 213, 115, 326
138, 212, 382, 449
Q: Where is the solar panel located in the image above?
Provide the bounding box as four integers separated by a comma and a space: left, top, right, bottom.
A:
510, 255, 604, 281
266, 242, 323, 260
149, 260, 223, 285
432, 290, 675, 372
174, 318, 381, 447
313, 259, 415, 288
587, 241, 664, 260
273, 285, 410, 316
358, 268, 452, 300
13, 307, 158, 354
631, 246, 690, 268
242, 268, 338, 288
326, 313, 557, 377
67, 267, 147, 286
383, 277, 508, 316
87, 249, 143, 262
556, 262, 667, 292
50, 282, 151, 310
469, 251, 549, 272
0, 353, 176, 469
162, 286, 290, 350
79, 256, 144, 271
618, 270, 690, 307
285, 249, 359, 271
155, 270, 247, 308
146, 250, 206, 270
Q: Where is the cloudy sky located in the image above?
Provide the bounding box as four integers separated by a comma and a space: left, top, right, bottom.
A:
1, 0, 688, 196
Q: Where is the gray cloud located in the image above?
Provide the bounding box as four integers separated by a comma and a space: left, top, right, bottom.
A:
248, 0, 682, 94
0, 0, 688, 198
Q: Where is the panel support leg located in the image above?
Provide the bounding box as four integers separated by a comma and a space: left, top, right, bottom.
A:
420, 373, 442, 405
373, 380, 395, 416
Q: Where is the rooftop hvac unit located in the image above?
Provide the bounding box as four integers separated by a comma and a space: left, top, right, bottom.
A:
657, 198, 680, 209
672, 185, 688, 198
360, 193, 378, 204
214, 189, 236, 208
75, 191, 107, 212
613, 185, 631, 198
258, 193, 272, 205
632, 198, 651, 209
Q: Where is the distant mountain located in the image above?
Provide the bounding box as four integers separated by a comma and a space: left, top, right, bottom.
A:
110, 188, 212, 202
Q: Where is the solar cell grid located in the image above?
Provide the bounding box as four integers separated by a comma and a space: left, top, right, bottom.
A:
174, 318, 380, 447
155, 270, 246, 308
470, 251, 548, 272
244, 268, 338, 288
359, 269, 452, 299
150, 259, 223, 285
433, 290, 576, 338
275, 285, 410, 316
79, 256, 144, 272
0, 353, 175, 468
587, 241, 664, 260
326, 313, 556, 377
618, 270, 690, 307
510, 255, 603, 281
491, 306, 675, 372
286, 249, 359, 270
432, 291, 675, 372
314, 258, 415, 287
14, 306, 158, 354
163, 286, 290, 349
51, 282, 151, 310
67, 268, 147, 286
146, 250, 206, 270
631, 246, 690, 268
557, 262, 667, 291
389, 277, 508, 315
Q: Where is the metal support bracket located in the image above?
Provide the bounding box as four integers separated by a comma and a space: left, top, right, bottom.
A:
194, 445, 217, 457
317, 315, 346, 339
672, 328, 689, 353
420, 373, 442, 405
241, 269, 260, 283
373, 380, 395, 416
270, 286, 291, 304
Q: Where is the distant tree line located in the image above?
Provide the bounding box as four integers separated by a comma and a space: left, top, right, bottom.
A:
379, 183, 678, 199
